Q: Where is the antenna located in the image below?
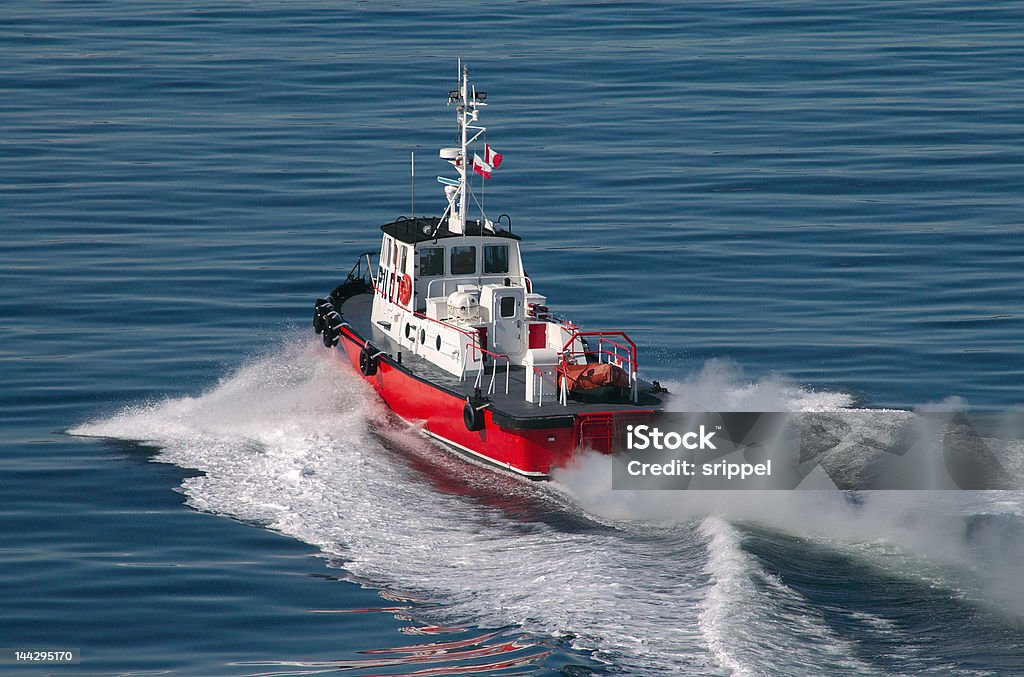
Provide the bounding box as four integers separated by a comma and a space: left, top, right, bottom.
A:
440, 61, 493, 235
458, 62, 468, 235
410, 151, 415, 223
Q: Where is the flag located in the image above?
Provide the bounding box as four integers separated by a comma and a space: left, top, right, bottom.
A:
485, 144, 503, 169
472, 154, 493, 179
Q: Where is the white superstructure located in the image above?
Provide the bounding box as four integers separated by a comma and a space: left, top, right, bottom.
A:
365, 64, 638, 405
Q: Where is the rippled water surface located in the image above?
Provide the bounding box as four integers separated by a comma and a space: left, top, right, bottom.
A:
3, 1, 1024, 675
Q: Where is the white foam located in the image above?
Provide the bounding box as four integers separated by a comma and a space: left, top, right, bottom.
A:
555, 362, 1024, 632
698, 516, 876, 676
73, 343, 1024, 674
73, 338, 717, 673
660, 358, 854, 412
558, 453, 1024, 621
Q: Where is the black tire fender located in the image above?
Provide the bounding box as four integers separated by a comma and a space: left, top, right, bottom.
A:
359, 343, 379, 377
313, 298, 335, 335
322, 325, 338, 348
463, 399, 485, 432
313, 305, 325, 334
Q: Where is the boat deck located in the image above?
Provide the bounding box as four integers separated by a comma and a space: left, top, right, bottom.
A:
338, 294, 664, 426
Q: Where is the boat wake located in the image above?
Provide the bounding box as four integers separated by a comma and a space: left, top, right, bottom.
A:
72, 336, 1024, 675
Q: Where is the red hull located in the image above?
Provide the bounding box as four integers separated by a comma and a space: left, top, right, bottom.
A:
338, 327, 650, 478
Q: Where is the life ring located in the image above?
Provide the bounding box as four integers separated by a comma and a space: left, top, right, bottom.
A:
463, 399, 485, 432
359, 343, 379, 377
397, 274, 412, 306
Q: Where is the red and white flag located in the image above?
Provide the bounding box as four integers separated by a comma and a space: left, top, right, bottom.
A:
484, 143, 502, 169
472, 153, 493, 179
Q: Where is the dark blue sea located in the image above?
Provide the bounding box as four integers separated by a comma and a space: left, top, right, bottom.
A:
4, 1, 1024, 674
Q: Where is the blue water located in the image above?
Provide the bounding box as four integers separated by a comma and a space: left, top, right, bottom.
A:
3, 1, 1024, 674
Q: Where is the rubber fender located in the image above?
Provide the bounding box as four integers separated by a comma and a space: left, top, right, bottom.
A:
313, 304, 325, 334
463, 398, 485, 432
313, 298, 336, 334
359, 343, 379, 377
322, 325, 339, 348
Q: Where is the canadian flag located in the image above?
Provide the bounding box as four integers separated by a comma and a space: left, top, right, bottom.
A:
484, 144, 502, 169
472, 153, 493, 179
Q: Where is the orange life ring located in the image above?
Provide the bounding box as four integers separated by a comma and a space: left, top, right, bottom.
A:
397, 274, 413, 305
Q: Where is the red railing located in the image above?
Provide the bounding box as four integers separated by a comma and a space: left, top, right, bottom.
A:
559, 330, 639, 404
463, 344, 511, 395
413, 309, 477, 341
410, 310, 509, 394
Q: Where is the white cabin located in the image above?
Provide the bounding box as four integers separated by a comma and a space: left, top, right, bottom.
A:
370, 218, 590, 404
365, 63, 637, 405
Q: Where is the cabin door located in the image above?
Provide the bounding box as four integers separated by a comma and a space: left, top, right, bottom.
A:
491, 290, 523, 356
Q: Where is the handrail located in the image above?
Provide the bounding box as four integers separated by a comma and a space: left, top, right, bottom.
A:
596, 337, 633, 354
562, 330, 637, 355
412, 309, 478, 340
531, 365, 545, 407
551, 315, 578, 331
559, 330, 639, 404
412, 310, 508, 395
588, 348, 633, 366
344, 250, 378, 283
332, 251, 379, 302
363, 252, 377, 286
463, 343, 510, 395
596, 337, 634, 371
424, 275, 532, 301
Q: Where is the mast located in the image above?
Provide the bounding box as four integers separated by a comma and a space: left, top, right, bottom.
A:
444, 61, 487, 235
457, 64, 469, 233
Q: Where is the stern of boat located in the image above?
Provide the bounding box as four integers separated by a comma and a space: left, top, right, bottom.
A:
573, 410, 658, 455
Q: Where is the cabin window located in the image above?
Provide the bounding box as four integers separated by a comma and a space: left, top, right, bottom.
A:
450, 245, 476, 275
398, 245, 409, 274
484, 245, 509, 274
419, 247, 444, 276
500, 296, 517, 318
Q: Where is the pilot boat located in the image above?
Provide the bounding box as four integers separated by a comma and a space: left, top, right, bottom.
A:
313, 64, 666, 478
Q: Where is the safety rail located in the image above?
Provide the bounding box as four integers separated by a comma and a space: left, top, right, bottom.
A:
425, 275, 532, 301
360, 251, 378, 285
559, 330, 639, 404
332, 251, 379, 303
413, 307, 508, 392
391, 215, 436, 241
410, 308, 509, 395
552, 316, 579, 332
536, 364, 544, 407
594, 336, 634, 369
412, 309, 477, 341
462, 343, 511, 396
530, 365, 547, 407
